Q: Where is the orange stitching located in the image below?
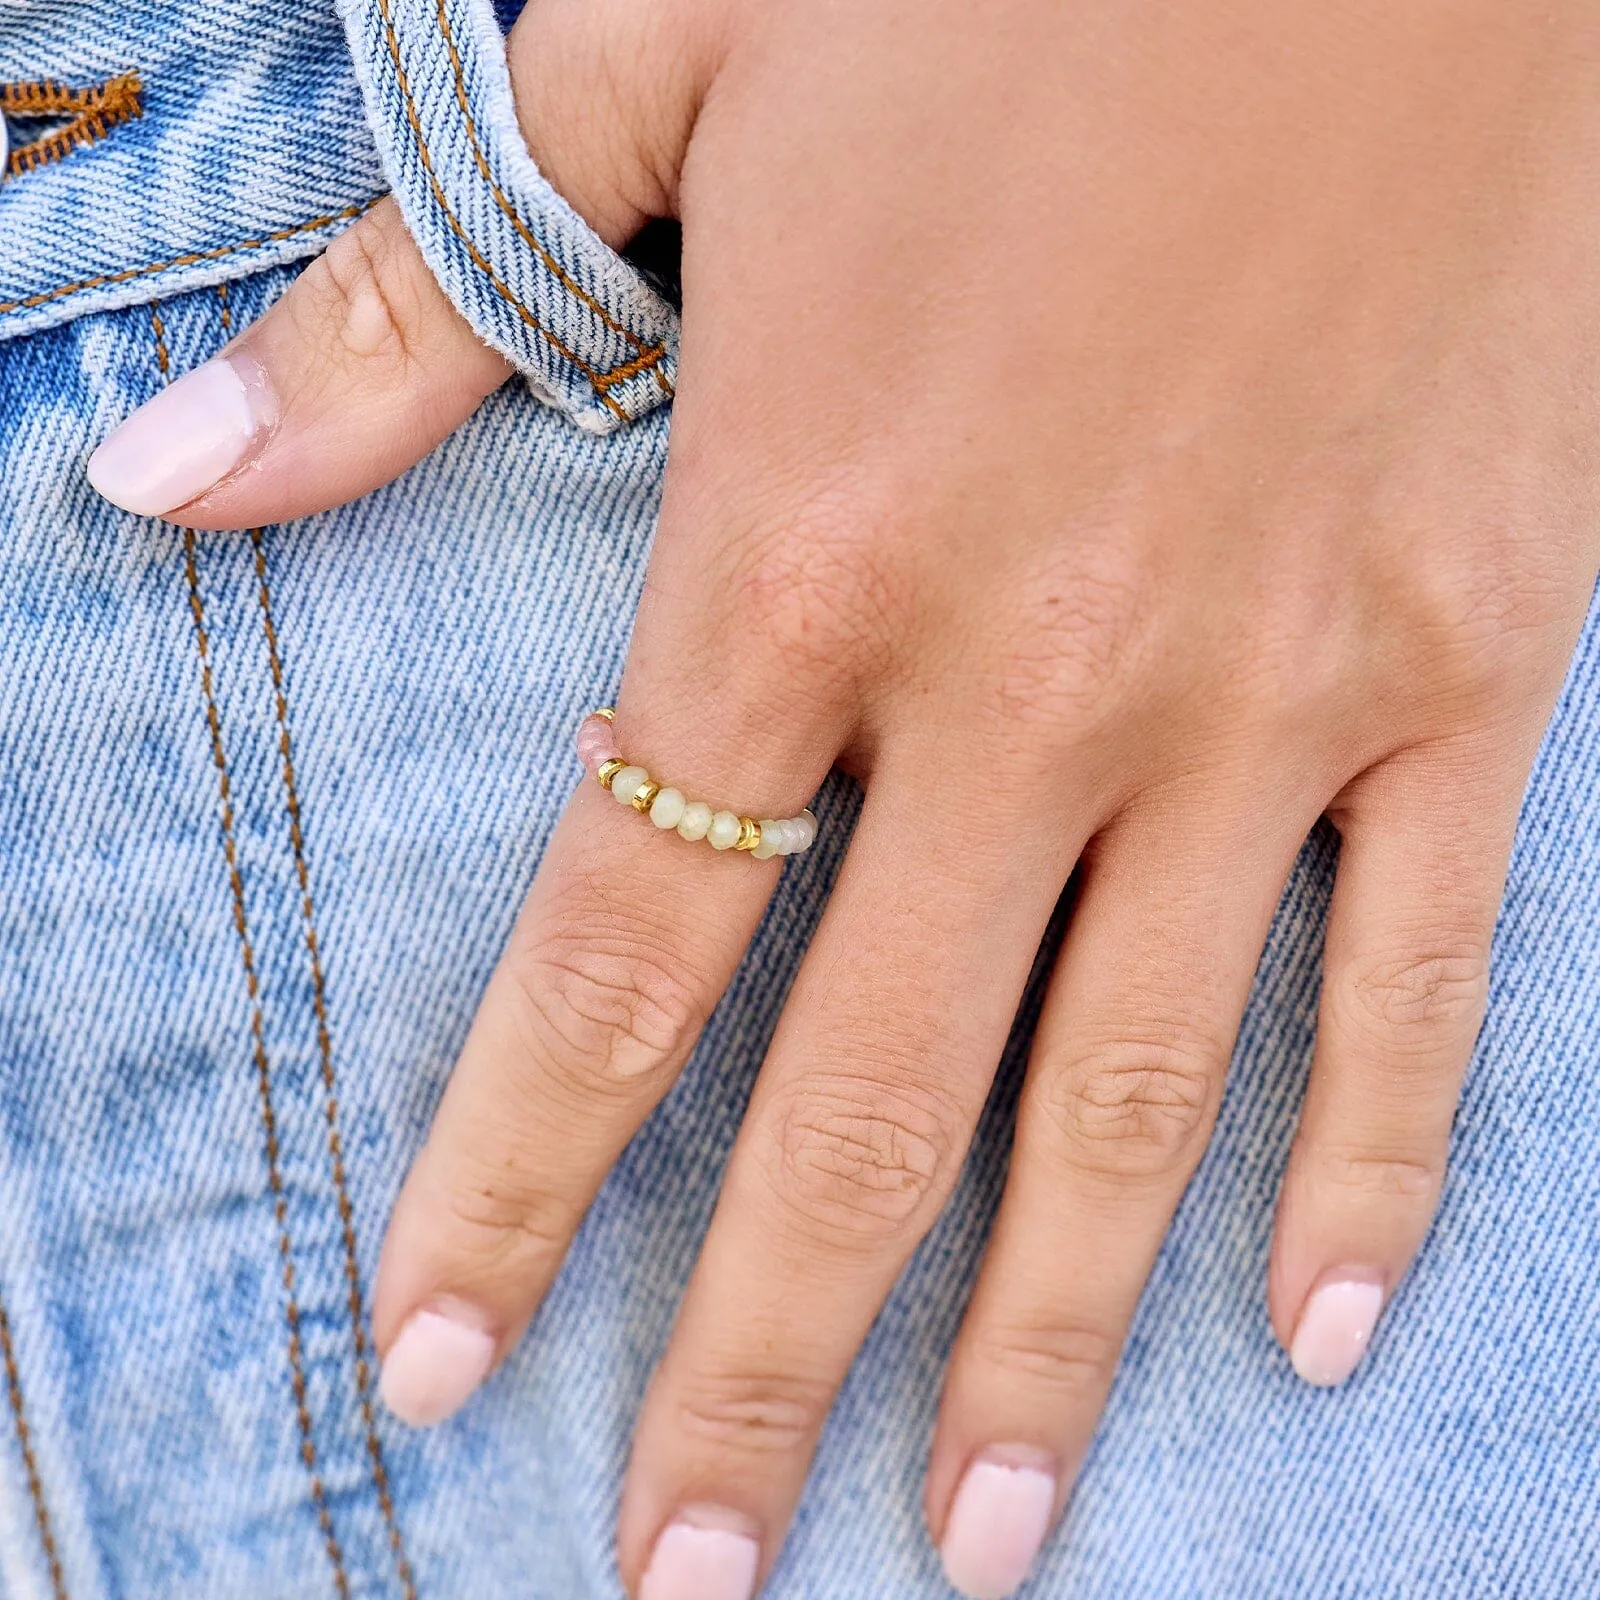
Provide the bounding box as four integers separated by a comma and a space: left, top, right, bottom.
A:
374, 0, 629, 418
0, 1294, 69, 1600
0, 201, 377, 319
2, 72, 143, 177
248, 526, 418, 1600
427, 0, 673, 397
161, 308, 351, 1600
0, 77, 121, 114
590, 343, 679, 390
373, 0, 666, 415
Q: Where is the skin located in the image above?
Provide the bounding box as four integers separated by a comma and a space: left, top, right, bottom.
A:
93, 0, 1600, 1590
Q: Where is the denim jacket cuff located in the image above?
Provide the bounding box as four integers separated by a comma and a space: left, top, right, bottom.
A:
337, 0, 679, 433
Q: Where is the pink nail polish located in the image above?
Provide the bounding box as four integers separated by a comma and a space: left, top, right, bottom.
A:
640, 1508, 760, 1600
86, 353, 274, 516
1291, 1274, 1384, 1387
940, 1450, 1057, 1600
378, 1302, 496, 1427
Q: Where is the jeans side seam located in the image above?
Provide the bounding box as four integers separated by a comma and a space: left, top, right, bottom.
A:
0, 201, 378, 320
0, 1295, 69, 1600
373, 0, 666, 418
163, 306, 352, 1600
1, 73, 144, 178
425, 0, 673, 395
246, 518, 418, 1600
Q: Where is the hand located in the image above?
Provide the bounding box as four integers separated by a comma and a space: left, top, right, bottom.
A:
86, 1, 1600, 1595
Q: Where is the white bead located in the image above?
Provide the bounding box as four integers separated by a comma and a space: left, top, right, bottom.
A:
650, 786, 686, 830
752, 820, 783, 860
794, 810, 818, 850
611, 765, 649, 804
707, 810, 742, 850
677, 800, 713, 841
779, 817, 808, 854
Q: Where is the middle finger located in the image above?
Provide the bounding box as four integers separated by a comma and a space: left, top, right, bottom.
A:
617, 746, 1088, 1600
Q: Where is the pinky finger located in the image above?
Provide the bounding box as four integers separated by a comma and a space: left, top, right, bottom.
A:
1269, 740, 1530, 1387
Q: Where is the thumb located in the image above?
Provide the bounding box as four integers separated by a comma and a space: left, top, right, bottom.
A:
87, 198, 512, 527
86, 0, 709, 529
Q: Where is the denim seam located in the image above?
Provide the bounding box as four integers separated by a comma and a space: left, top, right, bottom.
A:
0, 73, 144, 178
373, 0, 664, 419
0, 1296, 69, 1600
425, 0, 673, 395
0, 201, 379, 320
164, 306, 352, 1599
246, 519, 419, 1600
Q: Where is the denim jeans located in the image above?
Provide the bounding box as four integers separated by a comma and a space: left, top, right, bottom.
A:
2, 2, 1598, 1597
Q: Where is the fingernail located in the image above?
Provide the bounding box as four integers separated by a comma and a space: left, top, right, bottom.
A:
640, 1507, 761, 1600
1291, 1273, 1384, 1387
940, 1449, 1057, 1600
86, 353, 274, 516
379, 1301, 497, 1427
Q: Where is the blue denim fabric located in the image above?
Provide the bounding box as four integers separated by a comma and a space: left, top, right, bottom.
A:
2, 3, 1600, 1599
0, 3, 381, 342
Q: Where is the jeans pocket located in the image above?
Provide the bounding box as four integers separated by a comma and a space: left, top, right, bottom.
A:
339, 0, 680, 435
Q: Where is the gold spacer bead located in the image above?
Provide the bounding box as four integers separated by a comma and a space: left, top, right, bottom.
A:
734, 816, 762, 852
631, 777, 662, 814
594, 706, 616, 723
596, 758, 626, 791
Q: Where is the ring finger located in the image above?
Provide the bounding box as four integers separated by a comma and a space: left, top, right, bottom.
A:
929, 781, 1318, 1598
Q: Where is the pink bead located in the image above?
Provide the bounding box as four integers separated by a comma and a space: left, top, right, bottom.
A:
575, 714, 622, 776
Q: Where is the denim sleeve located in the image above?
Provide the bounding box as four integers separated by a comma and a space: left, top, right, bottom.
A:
336, 0, 680, 433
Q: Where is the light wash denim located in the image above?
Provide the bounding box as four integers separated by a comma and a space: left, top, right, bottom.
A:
1, 2, 1598, 1598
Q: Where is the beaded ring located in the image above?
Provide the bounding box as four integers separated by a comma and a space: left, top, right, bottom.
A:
576, 708, 817, 860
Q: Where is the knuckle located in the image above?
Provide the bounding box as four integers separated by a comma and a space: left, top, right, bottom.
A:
763, 1076, 961, 1242
670, 1370, 825, 1458
985, 552, 1147, 734
1393, 539, 1567, 710
299, 206, 427, 372
1039, 1037, 1217, 1179
968, 1318, 1121, 1398
507, 927, 708, 1098
434, 1156, 575, 1268
1339, 946, 1490, 1047
1315, 1146, 1444, 1202
717, 503, 904, 687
